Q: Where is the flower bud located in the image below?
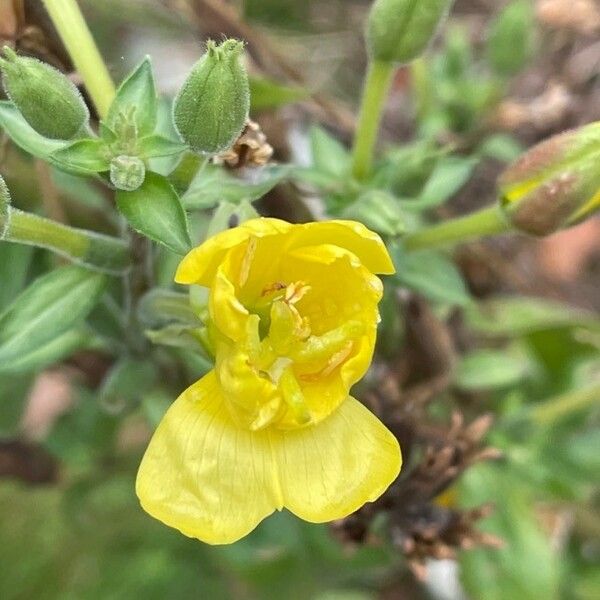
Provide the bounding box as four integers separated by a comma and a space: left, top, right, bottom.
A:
367, 0, 454, 64
173, 40, 250, 154
110, 155, 146, 191
0, 46, 89, 140
498, 123, 600, 236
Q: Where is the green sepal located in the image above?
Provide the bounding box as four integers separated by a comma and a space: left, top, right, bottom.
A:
116, 171, 192, 255
105, 56, 158, 138
138, 134, 186, 158
51, 138, 111, 175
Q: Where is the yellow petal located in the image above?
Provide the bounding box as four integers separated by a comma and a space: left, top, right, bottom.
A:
289, 220, 395, 275
136, 371, 281, 545
175, 218, 292, 286
273, 397, 401, 522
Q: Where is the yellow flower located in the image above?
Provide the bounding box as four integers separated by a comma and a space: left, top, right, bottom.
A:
136, 218, 402, 544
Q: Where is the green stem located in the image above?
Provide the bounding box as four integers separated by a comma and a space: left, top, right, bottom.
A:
1, 207, 129, 274
403, 205, 512, 252
529, 383, 600, 426
42, 0, 115, 118
351, 60, 395, 181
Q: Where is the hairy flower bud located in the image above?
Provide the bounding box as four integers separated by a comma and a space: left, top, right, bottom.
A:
367, 0, 454, 64
110, 155, 146, 191
498, 122, 600, 236
173, 39, 250, 154
0, 46, 89, 140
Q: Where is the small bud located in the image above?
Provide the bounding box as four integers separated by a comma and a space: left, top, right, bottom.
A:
498, 123, 600, 236
0, 46, 89, 140
0, 174, 11, 238
367, 0, 454, 64
110, 156, 146, 191
173, 39, 250, 154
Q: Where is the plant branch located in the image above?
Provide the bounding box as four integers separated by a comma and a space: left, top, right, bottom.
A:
403, 206, 513, 252
351, 60, 395, 181
42, 0, 115, 118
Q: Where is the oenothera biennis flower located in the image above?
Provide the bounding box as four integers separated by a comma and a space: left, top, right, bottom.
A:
136, 218, 402, 544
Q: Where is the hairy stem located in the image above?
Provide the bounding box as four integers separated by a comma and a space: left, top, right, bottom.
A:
351, 60, 395, 181
403, 206, 512, 252
43, 0, 115, 118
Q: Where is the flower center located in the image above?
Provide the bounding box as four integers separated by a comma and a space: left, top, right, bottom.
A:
214, 280, 365, 431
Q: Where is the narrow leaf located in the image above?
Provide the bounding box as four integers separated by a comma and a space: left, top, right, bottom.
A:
392, 246, 470, 306
116, 171, 191, 255
0, 328, 90, 374
310, 126, 350, 177
0, 266, 106, 368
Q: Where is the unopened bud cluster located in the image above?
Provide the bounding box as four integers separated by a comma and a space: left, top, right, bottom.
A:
498, 122, 600, 236
367, 0, 454, 64
174, 39, 250, 155
0, 46, 89, 140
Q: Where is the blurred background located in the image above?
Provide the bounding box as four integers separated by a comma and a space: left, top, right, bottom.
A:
0, 1, 599, 598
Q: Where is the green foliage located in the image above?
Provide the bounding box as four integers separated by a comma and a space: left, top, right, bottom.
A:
455, 348, 531, 391
116, 172, 191, 255
0, 266, 105, 372
460, 464, 561, 600
487, 0, 535, 77
391, 245, 470, 306
0, 4, 597, 600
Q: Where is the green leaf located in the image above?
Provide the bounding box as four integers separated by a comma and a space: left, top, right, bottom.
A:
250, 76, 308, 111
407, 156, 477, 210
456, 349, 530, 390
98, 357, 157, 414
479, 134, 523, 163
105, 57, 158, 136
464, 297, 600, 338
0, 266, 106, 369
0, 242, 33, 310
138, 134, 186, 158
487, 0, 535, 77
460, 464, 560, 600
392, 245, 470, 306
145, 323, 208, 353
310, 126, 350, 177
183, 164, 289, 209
116, 171, 191, 255
51, 138, 110, 174
0, 328, 90, 374
0, 100, 67, 159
